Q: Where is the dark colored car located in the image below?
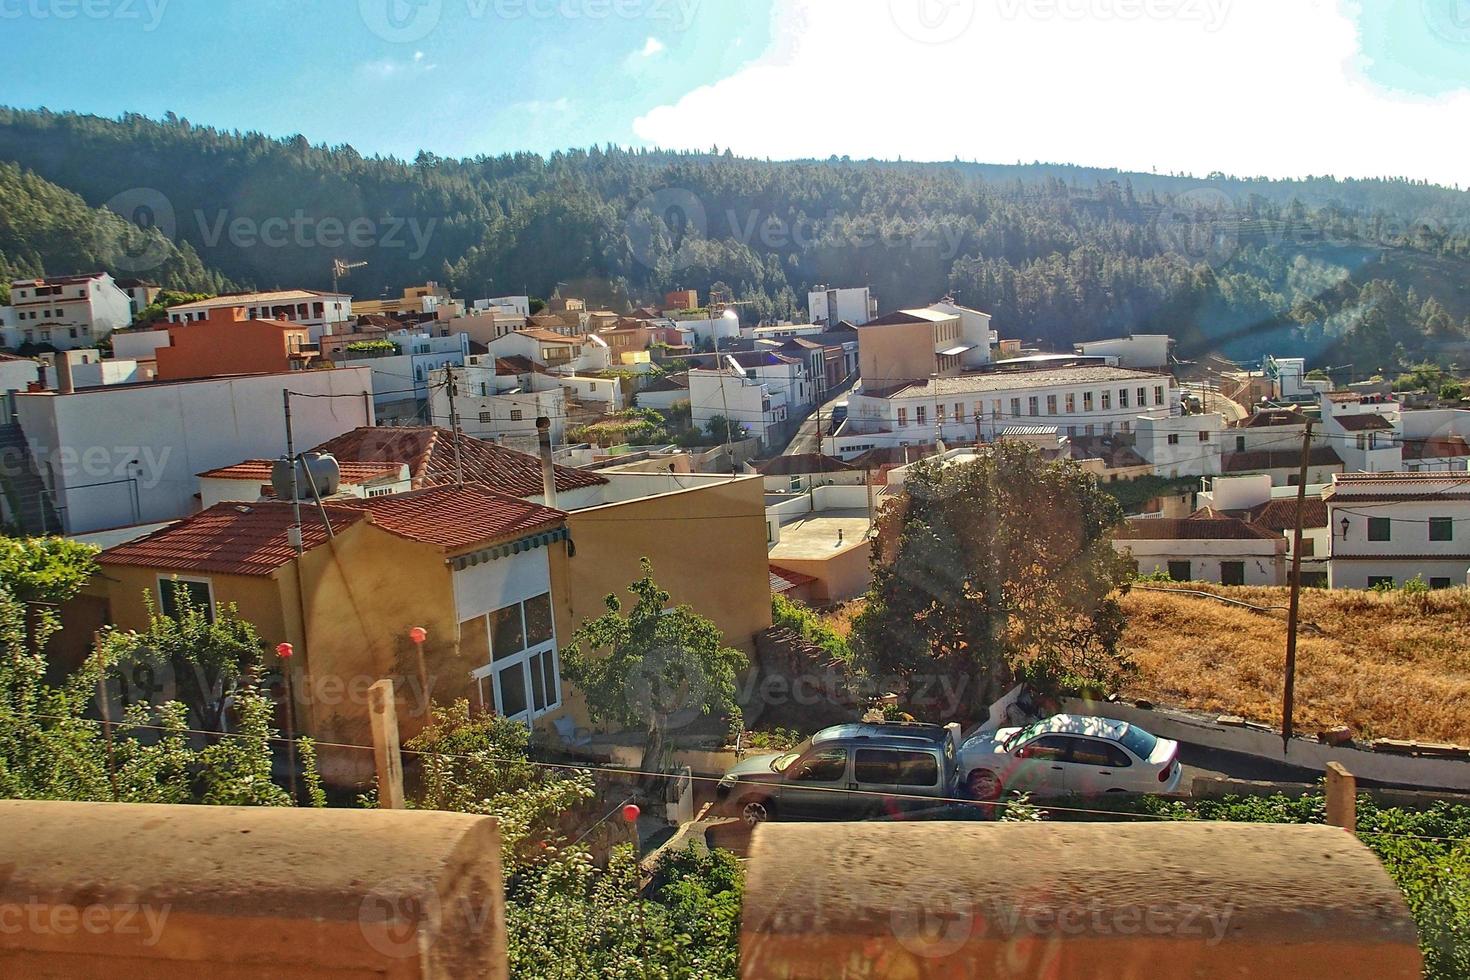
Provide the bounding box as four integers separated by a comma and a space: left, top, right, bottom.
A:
716, 721, 963, 826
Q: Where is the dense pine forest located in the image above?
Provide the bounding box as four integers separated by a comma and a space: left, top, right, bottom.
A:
1, 106, 1468, 370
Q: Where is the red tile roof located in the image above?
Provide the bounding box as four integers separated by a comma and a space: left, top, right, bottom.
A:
1332, 413, 1394, 431
1248, 498, 1330, 531
1221, 447, 1342, 473
98, 485, 568, 576
1115, 516, 1283, 542
98, 502, 365, 576
769, 564, 817, 594
1402, 436, 1470, 461
308, 427, 606, 497
196, 459, 404, 485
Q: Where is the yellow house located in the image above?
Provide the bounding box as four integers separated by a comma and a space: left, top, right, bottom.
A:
93, 485, 571, 782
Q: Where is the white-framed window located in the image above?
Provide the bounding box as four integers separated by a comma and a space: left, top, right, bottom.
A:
479, 411, 493, 423
510, 409, 523, 422
157, 575, 215, 623
469, 592, 560, 724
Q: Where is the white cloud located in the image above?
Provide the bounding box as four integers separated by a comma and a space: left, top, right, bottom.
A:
359, 50, 437, 80
633, 0, 1470, 185
639, 36, 667, 58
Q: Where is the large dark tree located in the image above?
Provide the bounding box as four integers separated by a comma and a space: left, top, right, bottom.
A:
852, 442, 1134, 721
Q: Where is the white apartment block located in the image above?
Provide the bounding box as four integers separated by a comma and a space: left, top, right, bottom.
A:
167, 290, 352, 341
3, 273, 134, 352
1326, 473, 1470, 590
836, 366, 1176, 457
473, 295, 531, 316
808, 285, 877, 327
13, 366, 374, 533
688, 364, 788, 448
1321, 390, 1402, 472
336, 329, 469, 407
429, 361, 566, 454
1134, 413, 1225, 478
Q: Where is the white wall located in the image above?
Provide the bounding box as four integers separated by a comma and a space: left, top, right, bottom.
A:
452, 549, 552, 623
14, 367, 373, 533
558, 374, 623, 411
1328, 492, 1470, 589
807, 287, 874, 327
1115, 537, 1285, 585
688, 368, 781, 446
0, 358, 40, 396
111, 329, 173, 361
1075, 335, 1170, 369
1135, 413, 1223, 477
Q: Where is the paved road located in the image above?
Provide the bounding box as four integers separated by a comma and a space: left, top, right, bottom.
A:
783, 382, 856, 456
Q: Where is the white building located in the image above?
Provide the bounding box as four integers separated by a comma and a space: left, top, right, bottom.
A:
1197, 474, 1331, 586
808, 286, 877, 327
474, 295, 531, 316
688, 363, 788, 448
1321, 390, 1401, 472
725, 349, 814, 412
485, 330, 610, 375
0, 353, 41, 404
12, 366, 374, 533
196, 459, 412, 509
1112, 512, 1287, 585
1074, 334, 1171, 370
634, 373, 690, 412
673, 309, 741, 346
1326, 473, 1470, 590
110, 327, 174, 362
927, 300, 996, 368
836, 366, 1175, 457
1399, 408, 1470, 472
429, 361, 566, 454
1134, 413, 1225, 478
336, 329, 470, 407
167, 290, 352, 342
2, 273, 134, 352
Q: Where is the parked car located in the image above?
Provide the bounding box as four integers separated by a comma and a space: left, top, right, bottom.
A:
716, 721, 962, 826
959, 714, 1181, 800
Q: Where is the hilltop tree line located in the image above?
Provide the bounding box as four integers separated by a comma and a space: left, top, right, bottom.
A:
1, 108, 1469, 370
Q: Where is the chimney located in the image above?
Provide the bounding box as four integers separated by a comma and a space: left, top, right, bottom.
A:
537, 416, 556, 507
57, 354, 75, 395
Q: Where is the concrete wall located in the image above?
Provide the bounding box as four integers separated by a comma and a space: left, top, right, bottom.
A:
15, 367, 373, 533
1075, 334, 1171, 369
1115, 538, 1285, 585
0, 800, 507, 978
857, 319, 933, 384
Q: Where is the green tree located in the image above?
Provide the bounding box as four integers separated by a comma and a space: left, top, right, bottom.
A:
852, 443, 1134, 719
0, 536, 98, 605
560, 559, 746, 778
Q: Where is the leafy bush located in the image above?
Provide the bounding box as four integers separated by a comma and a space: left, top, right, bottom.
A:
771, 594, 852, 663
1441, 381, 1464, 402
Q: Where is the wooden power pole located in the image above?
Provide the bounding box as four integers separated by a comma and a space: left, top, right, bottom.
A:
1281, 419, 1314, 751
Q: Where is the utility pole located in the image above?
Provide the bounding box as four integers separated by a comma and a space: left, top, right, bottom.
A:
1281, 418, 1313, 751
445, 367, 464, 485
283, 390, 304, 554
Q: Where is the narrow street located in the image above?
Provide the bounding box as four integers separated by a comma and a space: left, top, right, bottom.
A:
782, 382, 856, 456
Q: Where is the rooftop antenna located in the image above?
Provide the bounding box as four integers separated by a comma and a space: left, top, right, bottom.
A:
332, 258, 368, 297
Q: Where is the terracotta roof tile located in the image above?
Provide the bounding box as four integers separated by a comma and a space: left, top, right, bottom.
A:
1221, 447, 1342, 473
1332, 414, 1394, 431
196, 459, 404, 485
1402, 436, 1470, 461
308, 426, 606, 497
1115, 516, 1283, 542
1248, 498, 1330, 531
769, 564, 817, 594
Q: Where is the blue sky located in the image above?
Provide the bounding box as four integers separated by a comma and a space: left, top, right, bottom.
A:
2, 0, 1468, 183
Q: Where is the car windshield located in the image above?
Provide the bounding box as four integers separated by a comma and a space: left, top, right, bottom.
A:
771, 739, 812, 772
1118, 724, 1159, 761
1002, 720, 1050, 750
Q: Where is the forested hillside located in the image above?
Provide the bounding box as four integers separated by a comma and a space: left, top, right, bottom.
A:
1, 106, 1468, 369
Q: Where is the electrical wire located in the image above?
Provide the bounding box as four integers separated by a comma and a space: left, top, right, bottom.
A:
26, 711, 1469, 842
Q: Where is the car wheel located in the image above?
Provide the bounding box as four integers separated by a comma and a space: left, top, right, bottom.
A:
739, 797, 773, 827
967, 769, 1002, 801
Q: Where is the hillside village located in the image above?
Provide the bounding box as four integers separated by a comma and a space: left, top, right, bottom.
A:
2, 270, 1468, 976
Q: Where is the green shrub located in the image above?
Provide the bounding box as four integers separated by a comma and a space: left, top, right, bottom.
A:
771, 595, 853, 663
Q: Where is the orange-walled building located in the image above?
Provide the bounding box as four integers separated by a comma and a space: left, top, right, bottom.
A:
154, 306, 316, 380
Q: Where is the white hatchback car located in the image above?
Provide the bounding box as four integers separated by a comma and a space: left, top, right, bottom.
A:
959, 714, 1181, 799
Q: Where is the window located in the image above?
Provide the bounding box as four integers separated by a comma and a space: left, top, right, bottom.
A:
1069, 739, 1131, 768
991, 400, 1001, 419
1235, 435, 1246, 452
1430, 577, 1452, 590
159, 577, 214, 622
936, 404, 948, 423
472, 592, 560, 723
1430, 517, 1453, 542
1299, 538, 1315, 557
1101, 392, 1111, 410
1027, 396, 1039, 416
1198, 431, 1210, 442
509, 409, 523, 422
1368, 517, 1391, 542
1368, 575, 1394, 588
1083, 392, 1093, 411
1017, 735, 1070, 761
1010, 398, 1021, 417
1167, 560, 1191, 582
1118, 389, 1129, 409
1138, 387, 1147, 408
1356, 434, 1367, 451
1221, 561, 1245, 586
1065, 393, 1075, 413
1167, 434, 1180, 445
1120, 421, 1130, 434
1155, 386, 1165, 405
916, 407, 927, 426
791, 749, 847, 782
854, 749, 939, 787
897, 408, 908, 427
478, 411, 492, 423
1046, 395, 1057, 414
955, 403, 965, 422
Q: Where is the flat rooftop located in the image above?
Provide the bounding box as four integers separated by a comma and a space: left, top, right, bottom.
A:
769, 509, 872, 561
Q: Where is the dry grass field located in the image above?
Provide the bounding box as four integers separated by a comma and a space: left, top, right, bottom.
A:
1119, 585, 1470, 744
821, 586, 1470, 744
